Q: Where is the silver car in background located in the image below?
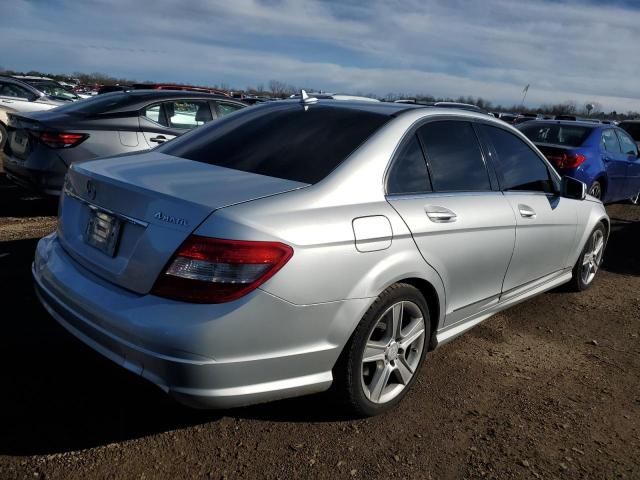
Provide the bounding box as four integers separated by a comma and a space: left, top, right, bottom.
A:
33, 97, 608, 416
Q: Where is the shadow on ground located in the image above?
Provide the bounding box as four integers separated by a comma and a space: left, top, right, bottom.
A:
601, 216, 640, 276
0, 237, 349, 456
0, 174, 58, 218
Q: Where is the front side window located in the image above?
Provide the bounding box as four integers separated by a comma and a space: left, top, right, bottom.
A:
616, 130, 638, 156
387, 135, 431, 194
217, 102, 244, 117
481, 124, 555, 193
165, 101, 213, 129
417, 120, 490, 192
602, 129, 621, 153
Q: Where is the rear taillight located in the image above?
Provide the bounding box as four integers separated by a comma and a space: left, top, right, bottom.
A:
151, 236, 294, 303
37, 131, 88, 148
546, 152, 586, 169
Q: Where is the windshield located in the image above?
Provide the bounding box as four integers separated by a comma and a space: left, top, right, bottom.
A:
519, 123, 593, 147
52, 91, 133, 115
159, 103, 391, 184
27, 80, 79, 101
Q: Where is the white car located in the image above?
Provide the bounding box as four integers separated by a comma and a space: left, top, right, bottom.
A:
0, 76, 74, 148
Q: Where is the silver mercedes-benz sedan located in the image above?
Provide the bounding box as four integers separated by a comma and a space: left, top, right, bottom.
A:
33, 96, 609, 416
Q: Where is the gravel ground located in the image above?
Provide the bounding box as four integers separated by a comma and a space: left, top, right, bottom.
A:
0, 173, 638, 480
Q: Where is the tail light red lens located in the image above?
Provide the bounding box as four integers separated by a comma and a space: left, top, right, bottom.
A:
151, 236, 294, 303
38, 131, 88, 149
546, 152, 586, 169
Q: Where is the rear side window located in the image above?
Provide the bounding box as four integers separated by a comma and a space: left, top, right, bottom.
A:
159, 104, 390, 184
616, 130, 638, 156
143, 104, 164, 125
417, 121, 490, 192
387, 135, 431, 194
481, 125, 554, 193
602, 129, 621, 153
519, 124, 592, 147
0, 82, 34, 100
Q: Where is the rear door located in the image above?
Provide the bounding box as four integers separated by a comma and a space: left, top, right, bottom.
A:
387, 120, 516, 326
600, 128, 627, 201
615, 129, 640, 199
478, 124, 578, 294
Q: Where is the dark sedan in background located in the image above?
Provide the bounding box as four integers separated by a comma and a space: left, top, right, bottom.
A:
519, 120, 640, 204
2, 90, 246, 195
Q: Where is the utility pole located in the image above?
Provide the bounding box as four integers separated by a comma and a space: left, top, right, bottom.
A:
520, 84, 530, 108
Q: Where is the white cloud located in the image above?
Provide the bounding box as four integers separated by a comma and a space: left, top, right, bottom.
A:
2, 0, 640, 111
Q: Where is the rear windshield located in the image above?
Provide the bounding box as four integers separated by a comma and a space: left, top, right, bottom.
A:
52, 92, 133, 115
159, 103, 391, 184
519, 123, 593, 147
620, 122, 640, 141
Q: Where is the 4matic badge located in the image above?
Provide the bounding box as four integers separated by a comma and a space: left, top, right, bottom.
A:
153, 211, 189, 227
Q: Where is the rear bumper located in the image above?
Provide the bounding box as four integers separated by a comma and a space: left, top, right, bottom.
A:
3, 156, 63, 195
33, 234, 369, 408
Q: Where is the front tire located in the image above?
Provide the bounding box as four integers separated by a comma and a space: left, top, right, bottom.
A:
568, 223, 606, 291
589, 181, 602, 200
334, 283, 430, 416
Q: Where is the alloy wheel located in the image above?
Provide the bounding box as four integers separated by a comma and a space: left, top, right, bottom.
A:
589, 182, 602, 199
631, 192, 640, 205
581, 229, 604, 285
361, 300, 426, 404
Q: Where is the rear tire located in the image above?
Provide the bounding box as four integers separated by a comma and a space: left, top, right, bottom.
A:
589, 181, 602, 200
333, 283, 430, 417
567, 222, 606, 292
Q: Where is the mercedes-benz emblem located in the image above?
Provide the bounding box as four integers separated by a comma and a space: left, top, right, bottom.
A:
86, 180, 97, 201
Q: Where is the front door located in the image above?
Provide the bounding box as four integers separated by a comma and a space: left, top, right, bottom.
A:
616, 129, 640, 199
478, 123, 578, 293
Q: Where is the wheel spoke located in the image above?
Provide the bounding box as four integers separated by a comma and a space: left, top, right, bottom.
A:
362, 341, 386, 363
369, 364, 392, 402
399, 319, 425, 350
391, 302, 404, 339
594, 237, 604, 258
582, 254, 591, 266
396, 358, 414, 384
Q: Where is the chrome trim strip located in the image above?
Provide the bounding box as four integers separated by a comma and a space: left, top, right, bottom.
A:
64, 189, 149, 227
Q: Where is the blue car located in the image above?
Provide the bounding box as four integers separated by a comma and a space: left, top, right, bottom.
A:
519, 120, 640, 204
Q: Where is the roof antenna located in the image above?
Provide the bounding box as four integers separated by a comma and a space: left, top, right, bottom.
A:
300, 89, 318, 110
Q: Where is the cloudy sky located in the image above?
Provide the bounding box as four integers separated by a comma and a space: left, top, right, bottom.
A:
2, 0, 639, 111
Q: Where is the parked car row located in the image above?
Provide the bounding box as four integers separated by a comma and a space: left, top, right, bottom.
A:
518, 120, 640, 205
26, 93, 610, 416
2, 90, 246, 195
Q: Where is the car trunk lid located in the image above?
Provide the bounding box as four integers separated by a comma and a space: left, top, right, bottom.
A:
58, 151, 307, 294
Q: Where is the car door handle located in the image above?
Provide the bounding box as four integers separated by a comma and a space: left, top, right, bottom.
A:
149, 135, 167, 143
602, 156, 611, 163
518, 204, 536, 218
425, 206, 457, 223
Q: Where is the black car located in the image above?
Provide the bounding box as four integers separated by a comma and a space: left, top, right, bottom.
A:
2, 90, 246, 195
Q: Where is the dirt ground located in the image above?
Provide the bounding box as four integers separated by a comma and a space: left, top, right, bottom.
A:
0, 173, 638, 480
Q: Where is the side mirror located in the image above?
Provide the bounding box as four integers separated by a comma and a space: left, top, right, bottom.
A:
561, 176, 587, 200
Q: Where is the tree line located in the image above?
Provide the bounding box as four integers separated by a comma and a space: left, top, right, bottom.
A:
1, 67, 637, 120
